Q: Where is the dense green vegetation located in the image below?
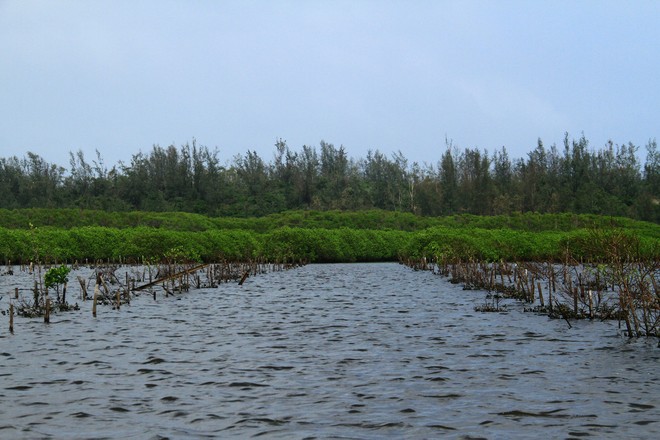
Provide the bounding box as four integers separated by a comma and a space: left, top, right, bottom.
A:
1, 134, 658, 222
401, 227, 658, 263
0, 210, 657, 264
0, 225, 409, 264
1, 208, 657, 234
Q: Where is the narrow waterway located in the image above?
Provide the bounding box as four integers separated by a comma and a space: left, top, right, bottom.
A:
0, 263, 658, 439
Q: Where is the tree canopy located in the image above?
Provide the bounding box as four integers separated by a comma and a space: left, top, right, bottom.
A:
1, 135, 657, 222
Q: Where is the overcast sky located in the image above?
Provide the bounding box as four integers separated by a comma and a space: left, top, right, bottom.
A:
1, 0, 659, 169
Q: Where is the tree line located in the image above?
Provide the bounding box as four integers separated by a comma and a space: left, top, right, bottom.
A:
1, 134, 658, 222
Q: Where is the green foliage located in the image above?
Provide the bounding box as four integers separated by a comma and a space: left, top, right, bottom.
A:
163, 245, 201, 264
3, 208, 657, 235
259, 227, 408, 262
1, 136, 659, 222
399, 225, 652, 263
44, 265, 71, 289
0, 210, 657, 264
558, 228, 659, 262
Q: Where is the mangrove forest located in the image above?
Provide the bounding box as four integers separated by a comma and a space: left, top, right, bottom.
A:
1, 133, 658, 338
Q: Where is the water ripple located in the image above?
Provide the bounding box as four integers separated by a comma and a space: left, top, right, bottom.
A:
1, 263, 658, 439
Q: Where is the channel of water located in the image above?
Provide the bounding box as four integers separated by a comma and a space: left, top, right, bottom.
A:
0, 262, 658, 439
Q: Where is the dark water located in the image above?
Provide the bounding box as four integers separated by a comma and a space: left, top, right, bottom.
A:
1, 263, 658, 439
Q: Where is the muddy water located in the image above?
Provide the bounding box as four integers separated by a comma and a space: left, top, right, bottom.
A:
0, 263, 658, 439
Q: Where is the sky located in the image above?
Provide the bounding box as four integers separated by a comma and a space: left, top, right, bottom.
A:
1, 0, 659, 170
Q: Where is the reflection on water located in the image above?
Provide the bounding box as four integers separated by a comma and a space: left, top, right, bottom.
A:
0, 263, 658, 439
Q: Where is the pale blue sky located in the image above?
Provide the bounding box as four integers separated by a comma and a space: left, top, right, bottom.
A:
1, 0, 658, 169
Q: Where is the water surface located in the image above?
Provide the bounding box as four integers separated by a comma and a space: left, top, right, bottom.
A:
1, 263, 658, 439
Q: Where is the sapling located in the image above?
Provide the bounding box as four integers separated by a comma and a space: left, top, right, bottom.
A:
44, 265, 71, 305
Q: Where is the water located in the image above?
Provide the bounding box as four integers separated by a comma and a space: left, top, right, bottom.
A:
0, 263, 658, 439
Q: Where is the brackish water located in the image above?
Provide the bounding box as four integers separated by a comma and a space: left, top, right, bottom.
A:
0, 263, 658, 439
